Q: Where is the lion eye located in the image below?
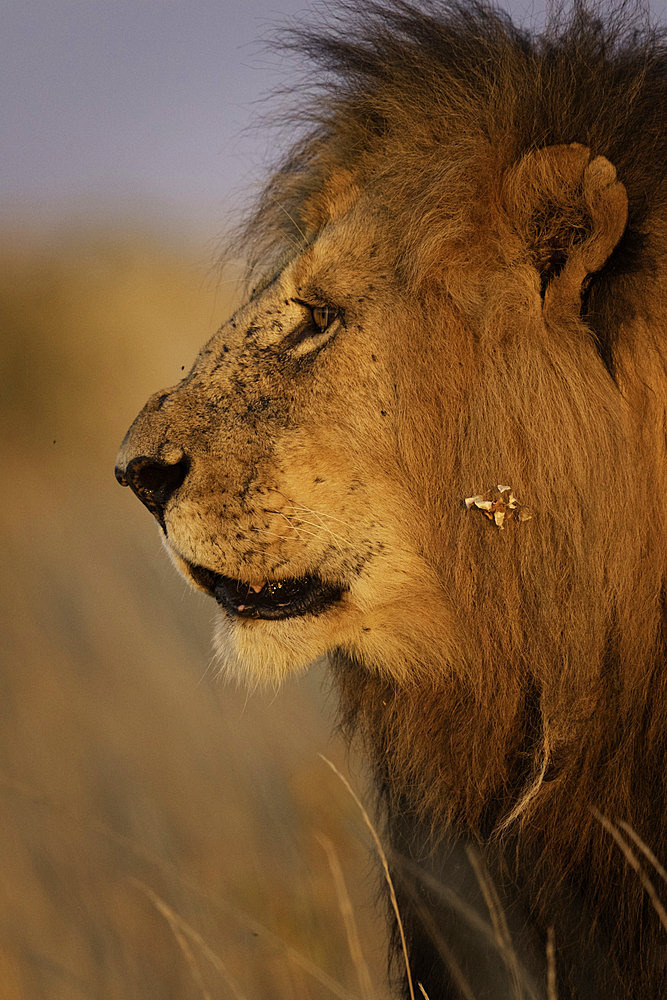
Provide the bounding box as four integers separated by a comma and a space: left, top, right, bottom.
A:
286, 297, 341, 352
311, 305, 334, 331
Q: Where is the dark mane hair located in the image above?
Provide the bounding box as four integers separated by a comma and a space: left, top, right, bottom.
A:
230, 3, 666, 997
240, 0, 665, 375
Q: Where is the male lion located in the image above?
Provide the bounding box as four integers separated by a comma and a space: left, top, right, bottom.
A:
116, 3, 666, 997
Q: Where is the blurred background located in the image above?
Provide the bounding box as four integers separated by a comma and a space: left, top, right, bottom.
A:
1, 2, 663, 999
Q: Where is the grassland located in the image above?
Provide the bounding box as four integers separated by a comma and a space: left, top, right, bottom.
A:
0, 229, 389, 1000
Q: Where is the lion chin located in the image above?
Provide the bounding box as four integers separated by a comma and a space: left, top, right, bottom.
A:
167, 544, 459, 688
116, 3, 665, 998
168, 546, 353, 682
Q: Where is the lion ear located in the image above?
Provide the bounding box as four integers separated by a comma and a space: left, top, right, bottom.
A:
502, 143, 628, 320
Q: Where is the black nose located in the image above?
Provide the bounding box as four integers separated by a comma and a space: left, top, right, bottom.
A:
115, 454, 190, 532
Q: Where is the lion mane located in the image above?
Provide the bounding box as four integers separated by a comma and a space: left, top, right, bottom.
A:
117, 3, 666, 998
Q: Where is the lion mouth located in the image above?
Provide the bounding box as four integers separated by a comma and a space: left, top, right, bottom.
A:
187, 565, 345, 620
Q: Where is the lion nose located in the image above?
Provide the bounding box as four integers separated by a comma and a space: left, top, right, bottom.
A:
115, 454, 190, 531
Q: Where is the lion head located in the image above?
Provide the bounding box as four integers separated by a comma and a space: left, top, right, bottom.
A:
117, 4, 665, 997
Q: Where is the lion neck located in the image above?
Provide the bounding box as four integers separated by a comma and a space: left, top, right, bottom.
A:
328, 644, 667, 996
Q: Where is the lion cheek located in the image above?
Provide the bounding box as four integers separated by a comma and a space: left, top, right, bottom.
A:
337, 556, 465, 685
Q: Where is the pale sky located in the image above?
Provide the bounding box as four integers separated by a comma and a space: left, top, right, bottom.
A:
2, 1, 663, 242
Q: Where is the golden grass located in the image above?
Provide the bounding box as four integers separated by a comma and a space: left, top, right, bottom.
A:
316, 834, 376, 1000
546, 927, 557, 1000
591, 810, 667, 935
131, 879, 248, 1000
320, 756, 415, 1000
0, 228, 389, 1000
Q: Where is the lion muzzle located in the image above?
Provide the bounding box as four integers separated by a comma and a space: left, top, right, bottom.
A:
115, 452, 190, 533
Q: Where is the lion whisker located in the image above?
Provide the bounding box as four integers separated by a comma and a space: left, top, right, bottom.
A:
286, 517, 350, 550
270, 495, 358, 534
263, 506, 349, 545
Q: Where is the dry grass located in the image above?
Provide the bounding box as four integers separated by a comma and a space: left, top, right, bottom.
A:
0, 228, 389, 1000
591, 810, 667, 935
320, 757, 415, 1000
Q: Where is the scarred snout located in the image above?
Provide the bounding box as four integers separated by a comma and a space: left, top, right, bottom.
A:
114, 365, 358, 640
115, 453, 190, 531
115, 387, 190, 532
